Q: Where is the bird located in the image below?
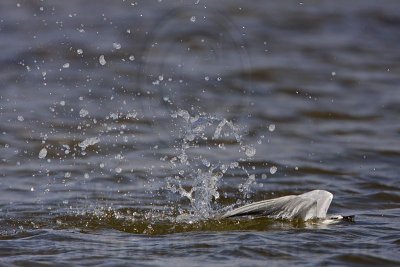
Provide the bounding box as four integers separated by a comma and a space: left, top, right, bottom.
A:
220, 190, 354, 223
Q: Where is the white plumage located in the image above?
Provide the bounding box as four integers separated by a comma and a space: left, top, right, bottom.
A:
221, 190, 335, 221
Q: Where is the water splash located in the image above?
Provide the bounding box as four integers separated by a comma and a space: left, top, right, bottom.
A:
165, 109, 258, 221
34, 100, 261, 225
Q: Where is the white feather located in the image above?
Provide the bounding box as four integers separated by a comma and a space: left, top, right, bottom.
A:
221, 190, 333, 221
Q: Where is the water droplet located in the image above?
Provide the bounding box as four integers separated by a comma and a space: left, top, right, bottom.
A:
62, 63, 70, 68
115, 167, 122, 173
112, 42, 121, 50
244, 145, 256, 157
129, 55, 135, 61
268, 124, 275, 132
99, 55, 106, 65
190, 16, 196, 22
270, 166, 277, 174
77, 49, 83, 55
38, 148, 47, 159
202, 159, 211, 167
126, 112, 137, 119
78, 137, 100, 150
79, 108, 89, 118
17, 116, 24, 122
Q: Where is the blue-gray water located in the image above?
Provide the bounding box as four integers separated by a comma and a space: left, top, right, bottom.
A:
1, 0, 400, 266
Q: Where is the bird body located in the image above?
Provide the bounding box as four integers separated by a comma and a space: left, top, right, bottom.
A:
221, 190, 354, 223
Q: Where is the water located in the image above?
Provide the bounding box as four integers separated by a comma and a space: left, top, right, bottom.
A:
1, 0, 400, 266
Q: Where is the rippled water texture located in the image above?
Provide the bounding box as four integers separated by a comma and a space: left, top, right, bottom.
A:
1, 0, 400, 266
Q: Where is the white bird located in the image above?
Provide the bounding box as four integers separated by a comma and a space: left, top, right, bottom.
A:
220, 190, 354, 223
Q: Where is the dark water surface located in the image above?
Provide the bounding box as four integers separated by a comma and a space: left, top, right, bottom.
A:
1, 0, 400, 266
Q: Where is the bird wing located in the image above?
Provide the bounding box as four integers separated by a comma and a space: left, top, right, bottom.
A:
221, 190, 333, 221
298, 190, 333, 218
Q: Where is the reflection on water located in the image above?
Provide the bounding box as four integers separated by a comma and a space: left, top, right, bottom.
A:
1, 0, 400, 266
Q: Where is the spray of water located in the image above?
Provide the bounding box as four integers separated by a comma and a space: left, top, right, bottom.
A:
36, 102, 260, 225
165, 109, 258, 221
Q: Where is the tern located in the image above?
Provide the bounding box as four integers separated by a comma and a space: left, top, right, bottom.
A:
220, 190, 354, 223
